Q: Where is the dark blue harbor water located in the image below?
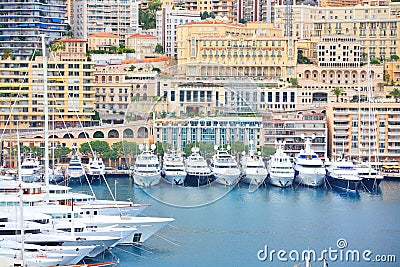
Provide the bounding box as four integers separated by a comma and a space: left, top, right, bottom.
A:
72, 178, 400, 267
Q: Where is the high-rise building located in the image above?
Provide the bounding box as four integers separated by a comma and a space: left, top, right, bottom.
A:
235, 0, 276, 23
73, 0, 140, 42
0, 57, 96, 129
156, 7, 201, 58
0, 0, 67, 59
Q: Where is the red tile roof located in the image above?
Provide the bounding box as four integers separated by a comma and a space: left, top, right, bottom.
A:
55, 38, 86, 43
89, 32, 119, 38
127, 33, 157, 39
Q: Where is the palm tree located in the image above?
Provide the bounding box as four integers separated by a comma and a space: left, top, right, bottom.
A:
1, 48, 14, 60
50, 41, 66, 61
389, 88, 400, 103
331, 87, 345, 102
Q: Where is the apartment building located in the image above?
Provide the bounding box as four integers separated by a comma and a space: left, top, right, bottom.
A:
0, 0, 67, 59
274, 3, 400, 59
0, 58, 96, 130
326, 102, 400, 162
263, 113, 328, 159
156, 6, 201, 58
73, 0, 140, 42
176, 21, 297, 79
235, 0, 277, 23
94, 65, 158, 113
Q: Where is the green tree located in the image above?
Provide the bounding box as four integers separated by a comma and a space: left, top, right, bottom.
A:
332, 87, 345, 102
22, 146, 43, 157
200, 11, 209, 20
370, 58, 380, 64
289, 78, 299, 87
184, 142, 214, 157
102, 149, 119, 161
390, 55, 399, 60
239, 18, 246, 24
54, 146, 71, 159
384, 73, 390, 83
155, 43, 163, 54
152, 67, 161, 73
50, 41, 66, 60
297, 50, 312, 64
257, 146, 276, 158
139, 0, 162, 30
1, 48, 14, 60
389, 88, 400, 103
109, 46, 118, 54
128, 65, 136, 71
79, 140, 110, 155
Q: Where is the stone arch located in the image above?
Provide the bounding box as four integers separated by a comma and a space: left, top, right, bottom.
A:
312, 70, 318, 80
137, 127, 148, 138
34, 135, 42, 138
108, 129, 119, 138
115, 76, 119, 82
49, 135, 59, 138
63, 133, 74, 139
304, 70, 311, 79
123, 128, 134, 138
108, 76, 112, 82
93, 131, 104, 138
78, 132, 89, 138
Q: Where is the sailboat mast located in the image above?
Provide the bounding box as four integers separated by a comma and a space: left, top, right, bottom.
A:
367, 50, 372, 165
42, 34, 50, 202
16, 129, 25, 266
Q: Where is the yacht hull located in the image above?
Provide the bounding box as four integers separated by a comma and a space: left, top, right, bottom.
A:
163, 171, 187, 185
361, 176, 383, 191
133, 172, 161, 187
214, 171, 241, 186
294, 172, 325, 187
67, 174, 85, 184
242, 170, 268, 186
326, 174, 361, 192
185, 173, 215, 187
268, 174, 294, 188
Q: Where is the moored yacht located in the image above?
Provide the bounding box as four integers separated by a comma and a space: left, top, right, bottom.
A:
66, 144, 85, 184
184, 147, 214, 186
326, 158, 362, 192
240, 141, 267, 186
293, 135, 326, 187
161, 150, 187, 185
132, 144, 161, 187
210, 145, 241, 186
20, 152, 41, 182
267, 141, 294, 188
86, 152, 105, 183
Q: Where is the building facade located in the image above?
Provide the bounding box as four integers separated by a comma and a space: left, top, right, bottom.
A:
94, 65, 158, 113
73, 0, 139, 42
385, 60, 400, 84
0, 58, 96, 130
126, 33, 158, 55
176, 21, 297, 79
153, 116, 263, 152
156, 7, 202, 58
0, 0, 67, 59
88, 33, 120, 51
326, 102, 400, 162
53, 38, 87, 62
274, 3, 400, 59
263, 113, 328, 159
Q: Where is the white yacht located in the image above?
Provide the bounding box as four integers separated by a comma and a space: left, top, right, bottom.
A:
293, 136, 326, 187
86, 152, 105, 183
210, 145, 241, 186
267, 142, 294, 188
66, 145, 85, 184
184, 147, 214, 186
161, 150, 187, 185
326, 158, 362, 192
20, 152, 41, 182
132, 144, 161, 187
240, 142, 268, 186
